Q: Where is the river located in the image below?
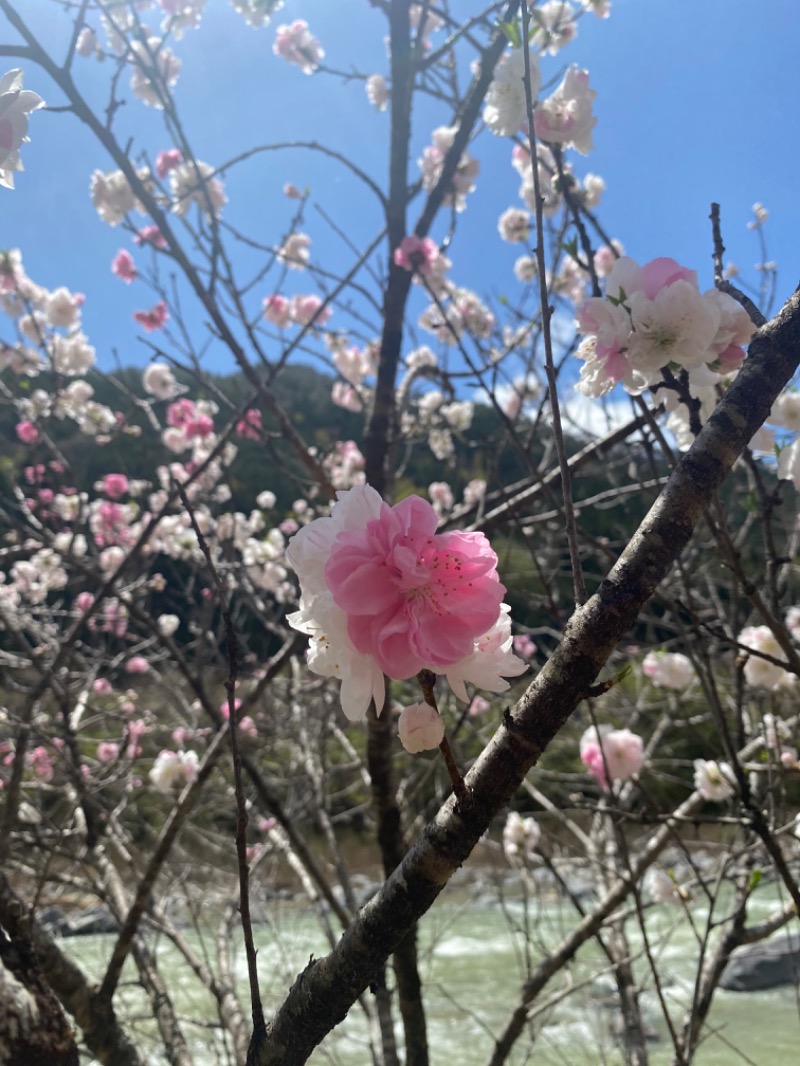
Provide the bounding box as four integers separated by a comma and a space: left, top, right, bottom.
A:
70, 882, 800, 1065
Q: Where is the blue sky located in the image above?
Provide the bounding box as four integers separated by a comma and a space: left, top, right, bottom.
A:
2, 0, 798, 380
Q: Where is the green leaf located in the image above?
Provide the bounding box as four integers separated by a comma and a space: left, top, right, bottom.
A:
499, 20, 521, 48
561, 238, 579, 259
748, 868, 762, 892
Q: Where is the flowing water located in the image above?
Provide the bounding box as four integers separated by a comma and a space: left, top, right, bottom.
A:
69, 883, 800, 1066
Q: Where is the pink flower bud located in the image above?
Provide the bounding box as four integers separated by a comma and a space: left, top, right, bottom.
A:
397, 703, 445, 754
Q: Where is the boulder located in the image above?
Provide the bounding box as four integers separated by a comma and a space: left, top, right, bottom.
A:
720, 934, 800, 992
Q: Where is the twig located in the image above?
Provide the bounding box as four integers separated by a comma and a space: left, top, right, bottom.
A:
172, 480, 265, 1040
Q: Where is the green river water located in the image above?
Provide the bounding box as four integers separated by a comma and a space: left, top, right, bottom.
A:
70, 887, 800, 1066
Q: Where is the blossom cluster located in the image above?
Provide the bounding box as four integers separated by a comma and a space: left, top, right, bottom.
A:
574, 256, 756, 421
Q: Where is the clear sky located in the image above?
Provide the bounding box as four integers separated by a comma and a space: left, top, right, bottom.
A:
2, 0, 798, 380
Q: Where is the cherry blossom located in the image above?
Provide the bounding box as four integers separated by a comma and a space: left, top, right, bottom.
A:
514, 255, 537, 283
286, 485, 523, 720
366, 74, 389, 112
134, 301, 169, 333
90, 168, 140, 226
75, 27, 96, 57
101, 473, 129, 499
96, 741, 120, 764
483, 47, 539, 137
498, 207, 531, 243
230, 0, 284, 28
428, 481, 454, 515
112, 249, 138, 283
580, 726, 644, 789
157, 613, 180, 637
170, 161, 226, 218
135, 225, 168, 248
394, 235, 440, 275
502, 811, 540, 863
575, 255, 756, 398
534, 66, 596, 155
289, 293, 330, 326
149, 749, 199, 793
262, 294, 292, 328
512, 634, 536, 659
0, 69, 45, 190
397, 703, 445, 753
129, 38, 182, 109
156, 148, 183, 179
737, 625, 791, 689
641, 650, 695, 690
693, 759, 735, 802
418, 126, 479, 211
331, 382, 363, 412
273, 20, 324, 75
143, 361, 184, 399
16, 419, 39, 444
277, 232, 311, 270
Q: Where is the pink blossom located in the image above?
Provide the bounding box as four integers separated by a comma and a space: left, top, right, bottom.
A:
580, 726, 644, 789
239, 715, 258, 738
324, 493, 504, 680
134, 225, 168, 248
102, 473, 129, 499
512, 634, 536, 659
397, 702, 445, 753
93, 678, 113, 695
112, 249, 138, 283
166, 397, 195, 428
184, 413, 214, 439
428, 481, 454, 515
236, 409, 262, 440
263, 294, 292, 328
96, 741, 120, 763
283, 182, 303, 199
468, 695, 490, 717
394, 235, 440, 275
16, 420, 39, 444
290, 293, 331, 326
331, 382, 363, 412
76, 592, 95, 612
287, 485, 522, 719
134, 301, 169, 332
273, 20, 324, 75
639, 257, 697, 298
126, 719, 147, 758
28, 745, 53, 782
219, 697, 242, 721
125, 656, 150, 675
534, 66, 596, 155
155, 148, 183, 179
